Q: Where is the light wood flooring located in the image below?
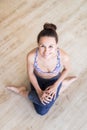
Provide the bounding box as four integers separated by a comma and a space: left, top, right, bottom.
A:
0, 0, 87, 130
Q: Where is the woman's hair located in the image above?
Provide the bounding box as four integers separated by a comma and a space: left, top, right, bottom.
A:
37, 23, 58, 43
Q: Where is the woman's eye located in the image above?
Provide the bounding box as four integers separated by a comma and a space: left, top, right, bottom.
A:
41, 45, 44, 47
39, 44, 44, 47
49, 46, 53, 48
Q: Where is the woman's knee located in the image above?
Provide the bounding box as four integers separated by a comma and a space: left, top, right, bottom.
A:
34, 104, 49, 116
36, 109, 49, 116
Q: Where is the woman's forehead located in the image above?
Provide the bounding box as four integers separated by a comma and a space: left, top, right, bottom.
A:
39, 36, 56, 44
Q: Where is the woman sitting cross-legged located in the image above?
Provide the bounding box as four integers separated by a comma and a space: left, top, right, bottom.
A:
7, 23, 77, 116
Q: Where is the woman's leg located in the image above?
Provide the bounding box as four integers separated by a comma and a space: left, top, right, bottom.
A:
7, 86, 29, 97
59, 76, 77, 94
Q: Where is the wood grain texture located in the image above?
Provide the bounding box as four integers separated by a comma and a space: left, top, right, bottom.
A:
0, 0, 87, 130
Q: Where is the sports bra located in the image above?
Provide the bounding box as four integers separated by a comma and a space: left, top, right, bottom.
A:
34, 48, 61, 75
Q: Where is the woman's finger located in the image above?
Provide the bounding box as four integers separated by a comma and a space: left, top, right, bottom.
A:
41, 98, 49, 105
41, 95, 52, 105
53, 93, 56, 100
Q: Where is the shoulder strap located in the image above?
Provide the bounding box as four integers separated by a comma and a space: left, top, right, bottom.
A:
57, 48, 60, 60
34, 48, 38, 65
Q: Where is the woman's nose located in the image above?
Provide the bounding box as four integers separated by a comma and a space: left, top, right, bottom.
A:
44, 48, 49, 53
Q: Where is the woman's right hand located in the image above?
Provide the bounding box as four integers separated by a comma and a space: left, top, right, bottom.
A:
38, 90, 53, 105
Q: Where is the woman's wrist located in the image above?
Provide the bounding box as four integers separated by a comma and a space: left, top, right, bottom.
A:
36, 88, 42, 95
54, 82, 60, 88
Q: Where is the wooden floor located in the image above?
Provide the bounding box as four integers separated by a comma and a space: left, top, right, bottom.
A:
0, 0, 87, 130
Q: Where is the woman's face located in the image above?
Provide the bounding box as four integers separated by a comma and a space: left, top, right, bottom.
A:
38, 36, 58, 59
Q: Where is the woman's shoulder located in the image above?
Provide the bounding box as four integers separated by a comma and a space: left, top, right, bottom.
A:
27, 47, 38, 64
59, 48, 70, 62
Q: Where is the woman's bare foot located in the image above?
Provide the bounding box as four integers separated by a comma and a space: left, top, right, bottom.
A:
7, 86, 29, 97
63, 76, 77, 86
59, 76, 77, 94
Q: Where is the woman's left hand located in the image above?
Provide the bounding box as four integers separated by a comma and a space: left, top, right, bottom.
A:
45, 85, 58, 100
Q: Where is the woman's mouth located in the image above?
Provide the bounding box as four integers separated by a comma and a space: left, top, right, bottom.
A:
43, 53, 51, 58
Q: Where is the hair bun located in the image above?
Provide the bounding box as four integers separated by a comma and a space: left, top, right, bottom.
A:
43, 23, 57, 31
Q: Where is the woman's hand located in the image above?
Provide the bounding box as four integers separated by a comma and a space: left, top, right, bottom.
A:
45, 85, 58, 100
38, 90, 53, 105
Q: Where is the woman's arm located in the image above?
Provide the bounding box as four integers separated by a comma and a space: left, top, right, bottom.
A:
27, 52, 52, 104
27, 52, 42, 95
45, 49, 70, 99
54, 49, 70, 87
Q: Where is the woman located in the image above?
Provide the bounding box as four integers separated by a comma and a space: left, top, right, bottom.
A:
7, 23, 76, 115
